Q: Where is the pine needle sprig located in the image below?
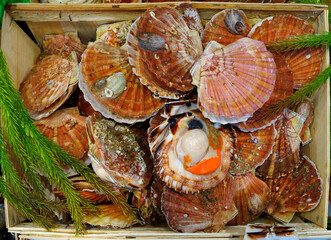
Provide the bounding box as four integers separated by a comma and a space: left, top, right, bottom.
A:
260, 65, 331, 119
267, 32, 331, 52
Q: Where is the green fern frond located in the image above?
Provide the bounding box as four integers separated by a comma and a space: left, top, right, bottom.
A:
268, 32, 331, 52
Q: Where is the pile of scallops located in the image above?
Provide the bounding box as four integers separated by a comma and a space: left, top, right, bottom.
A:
19, 4, 324, 232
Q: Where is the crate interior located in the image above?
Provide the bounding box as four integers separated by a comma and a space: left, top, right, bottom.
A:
1, 3, 330, 238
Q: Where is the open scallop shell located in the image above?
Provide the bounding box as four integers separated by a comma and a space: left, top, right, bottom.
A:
230, 124, 276, 175
228, 173, 270, 225
20, 54, 78, 120
202, 9, 251, 47
87, 113, 152, 188
84, 204, 139, 228
96, 21, 133, 47
175, 3, 204, 37
191, 38, 276, 124
295, 99, 314, 145
127, 6, 203, 99
264, 155, 322, 216
256, 109, 305, 179
150, 108, 234, 193
34, 108, 90, 176
79, 41, 165, 124
237, 53, 293, 131
41, 32, 86, 62
161, 174, 237, 233
248, 15, 323, 89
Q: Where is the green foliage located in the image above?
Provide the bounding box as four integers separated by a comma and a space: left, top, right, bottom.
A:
0, 48, 136, 233
0, 0, 30, 28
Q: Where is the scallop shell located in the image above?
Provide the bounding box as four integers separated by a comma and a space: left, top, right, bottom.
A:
264, 155, 322, 216
237, 53, 293, 131
77, 91, 98, 116
127, 6, 203, 99
202, 9, 251, 47
20, 54, 78, 120
161, 174, 237, 233
96, 21, 133, 47
41, 32, 86, 62
248, 15, 323, 89
256, 109, 305, 179
150, 109, 234, 193
84, 204, 139, 228
87, 113, 152, 188
34, 108, 90, 176
191, 38, 276, 124
79, 42, 165, 124
175, 3, 204, 37
295, 99, 314, 145
228, 173, 270, 225
53, 176, 113, 204
230, 124, 276, 175
150, 176, 165, 215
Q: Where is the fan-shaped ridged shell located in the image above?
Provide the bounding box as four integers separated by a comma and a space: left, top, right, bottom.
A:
80, 42, 165, 124
41, 32, 86, 62
237, 53, 293, 131
150, 108, 233, 193
20, 55, 78, 120
96, 21, 133, 47
175, 3, 203, 37
248, 15, 323, 89
202, 9, 251, 47
53, 176, 113, 204
87, 113, 152, 188
127, 6, 203, 99
77, 91, 98, 116
35, 108, 90, 176
191, 38, 276, 124
161, 175, 237, 233
256, 109, 305, 179
295, 99, 314, 145
228, 173, 270, 225
230, 124, 276, 175
84, 204, 139, 228
264, 156, 322, 216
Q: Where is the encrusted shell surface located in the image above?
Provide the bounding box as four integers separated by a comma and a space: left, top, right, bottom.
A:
149, 108, 234, 193
230, 124, 276, 175
20, 54, 78, 120
237, 53, 293, 131
87, 113, 152, 188
202, 9, 251, 47
96, 21, 133, 47
41, 32, 86, 62
161, 174, 237, 233
127, 6, 203, 99
191, 38, 276, 124
228, 173, 270, 225
248, 15, 323, 89
295, 99, 314, 145
84, 204, 139, 228
79, 42, 165, 124
175, 3, 204, 37
35, 108, 90, 176
264, 155, 322, 216
256, 109, 305, 179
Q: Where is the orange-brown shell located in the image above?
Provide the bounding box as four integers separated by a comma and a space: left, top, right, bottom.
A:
161, 174, 237, 233
228, 173, 270, 225
237, 53, 293, 131
80, 42, 165, 124
202, 9, 251, 47
87, 113, 153, 188
127, 6, 203, 99
41, 32, 86, 62
295, 99, 314, 145
248, 15, 323, 89
150, 109, 233, 193
230, 124, 276, 175
256, 109, 305, 179
264, 155, 322, 215
191, 38, 276, 124
77, 91, 98, 116
96, 21, 133, 47
175, 3, 204, 37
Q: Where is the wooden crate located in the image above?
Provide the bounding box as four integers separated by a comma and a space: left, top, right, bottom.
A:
1, 2, 330, 239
